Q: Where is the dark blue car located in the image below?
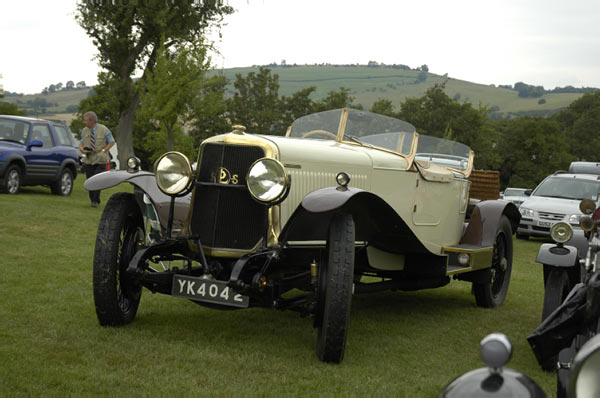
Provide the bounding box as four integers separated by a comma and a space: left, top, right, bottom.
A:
0, 115, 79, 195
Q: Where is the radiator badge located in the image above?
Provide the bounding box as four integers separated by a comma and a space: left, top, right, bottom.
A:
216, 167, 239, 185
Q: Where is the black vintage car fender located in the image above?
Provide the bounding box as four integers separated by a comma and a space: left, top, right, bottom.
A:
460, 200, 521, 246
537, 243, 579, 268
84, 170, 190, 234
536, 230, 589, 269
281, 187, 520, 254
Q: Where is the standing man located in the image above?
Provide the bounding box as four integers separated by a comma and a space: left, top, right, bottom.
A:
79, 111, 115, 207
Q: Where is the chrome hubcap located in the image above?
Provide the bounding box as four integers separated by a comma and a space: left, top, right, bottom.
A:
7, 170, 19, 193
61, 174, 72, 194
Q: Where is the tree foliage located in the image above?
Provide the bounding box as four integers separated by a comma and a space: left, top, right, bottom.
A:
554, 90, 600, 161
189, 75, 229, 144
75, 1, 233, 167
314, 87, 361, 112
497, 117, 575, 188
138, 43, 209, 152
0, 102, 26, 116
226, 67, 282, 135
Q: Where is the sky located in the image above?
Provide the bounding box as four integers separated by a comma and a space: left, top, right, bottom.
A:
1, 0, 599, 95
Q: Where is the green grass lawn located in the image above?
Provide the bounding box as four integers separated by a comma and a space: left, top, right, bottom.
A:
0, 178, 557, 396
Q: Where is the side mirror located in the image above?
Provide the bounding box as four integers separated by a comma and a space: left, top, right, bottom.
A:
525, 189, 533, 196
27, 139, 43, 151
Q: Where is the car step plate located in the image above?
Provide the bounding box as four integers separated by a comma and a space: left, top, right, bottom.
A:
172, 275, 249, 308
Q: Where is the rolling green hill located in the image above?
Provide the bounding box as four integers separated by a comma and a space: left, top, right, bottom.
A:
214, 65, 583, 117
2, 65, 586, 119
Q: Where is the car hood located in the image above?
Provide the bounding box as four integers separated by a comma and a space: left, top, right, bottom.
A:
0, 140, 25, 150
263, 135, 409, 170
520, 196, 582, 215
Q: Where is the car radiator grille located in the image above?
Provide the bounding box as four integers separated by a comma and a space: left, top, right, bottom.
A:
191, 143, 267, 251
538, 211, 565, 221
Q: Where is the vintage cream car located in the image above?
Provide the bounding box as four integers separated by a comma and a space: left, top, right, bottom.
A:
86, 108, 520, 363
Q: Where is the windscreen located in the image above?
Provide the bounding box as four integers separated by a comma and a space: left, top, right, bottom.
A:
288, 108, 416, 156
534, 177, 600, 201
504, 188, 527, 197
288, 109, 343, 140
342, 109, 416, 155
0, 119, 29, 145
415, 135, 471, 171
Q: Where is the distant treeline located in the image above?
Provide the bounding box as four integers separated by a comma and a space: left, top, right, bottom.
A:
258, 61, 428, 72
5, 81, 88, 97
498, 82, 598, 98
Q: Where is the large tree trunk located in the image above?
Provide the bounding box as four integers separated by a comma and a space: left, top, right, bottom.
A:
115, 97, 140, 169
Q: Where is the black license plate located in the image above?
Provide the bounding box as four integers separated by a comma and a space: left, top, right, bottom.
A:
172, 275, 249, 308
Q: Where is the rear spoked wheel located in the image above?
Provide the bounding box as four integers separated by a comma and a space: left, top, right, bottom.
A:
93, 192, 145, 326
315, 213, 355, 363
474, 215, 513, 307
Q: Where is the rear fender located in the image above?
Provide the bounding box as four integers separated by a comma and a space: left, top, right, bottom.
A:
280, 186, 429, 254
460, 200, 521, 246
84, 170, 191, 234
57, 159, 78, 181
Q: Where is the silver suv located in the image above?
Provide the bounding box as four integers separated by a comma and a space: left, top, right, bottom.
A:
517, 162, 600, 239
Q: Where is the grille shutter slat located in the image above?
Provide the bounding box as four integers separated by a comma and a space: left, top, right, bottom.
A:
192, 143, 267, 250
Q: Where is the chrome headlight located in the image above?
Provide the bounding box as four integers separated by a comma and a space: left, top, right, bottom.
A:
127, 156, 141, 172
520, 207, 534, 218
154, 152, 192, 196
247, 158, 290, 205
550, 222, 573, 243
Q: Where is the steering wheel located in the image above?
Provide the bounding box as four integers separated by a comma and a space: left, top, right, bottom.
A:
302, 129, 338, 140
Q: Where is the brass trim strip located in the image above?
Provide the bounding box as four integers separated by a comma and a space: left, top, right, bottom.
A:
443, 246, 494, 275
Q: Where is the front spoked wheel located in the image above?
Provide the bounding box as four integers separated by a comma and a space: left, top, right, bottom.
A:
315, 213, 355, 363
93, 192, 145, 326
474, 215, 513, 307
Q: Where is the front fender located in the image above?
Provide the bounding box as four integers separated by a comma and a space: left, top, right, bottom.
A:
1, 154, 26, 177
280, 186, 429, 254
84, 169, 155, 192
84, 170, 191, 234
460, 200, 521, 246
536, 243, 578, 267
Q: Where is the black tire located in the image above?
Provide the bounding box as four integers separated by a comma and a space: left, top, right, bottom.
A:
3, 164, 21, 194
474, 215, 513, 307
540, 270, 571, 370
93, 192, 144, 326
316, 213, 355, 363
542, 269, 570, 321
51, 169, 74, 196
